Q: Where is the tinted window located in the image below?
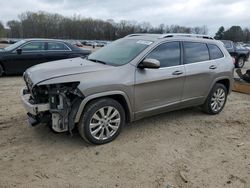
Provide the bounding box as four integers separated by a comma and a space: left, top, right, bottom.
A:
184, 42, 209, 64
146, 42, 180, 67
208, 44, 224, 60
48, 42, 69, 51
21, 42, 45, 51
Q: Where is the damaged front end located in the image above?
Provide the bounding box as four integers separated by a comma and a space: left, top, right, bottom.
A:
20, 80, 84, 133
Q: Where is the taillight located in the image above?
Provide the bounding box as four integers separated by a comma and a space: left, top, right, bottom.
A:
232, 57, 236, 64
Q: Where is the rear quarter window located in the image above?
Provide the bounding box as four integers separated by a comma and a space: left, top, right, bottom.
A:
183, 42, 209, 64
47, 42, 69, 51
208, 44, 224, 60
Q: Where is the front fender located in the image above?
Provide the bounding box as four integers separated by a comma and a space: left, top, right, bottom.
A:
74, 90, 133, 123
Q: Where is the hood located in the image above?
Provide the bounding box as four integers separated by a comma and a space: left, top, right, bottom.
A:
25, 57, 112, 86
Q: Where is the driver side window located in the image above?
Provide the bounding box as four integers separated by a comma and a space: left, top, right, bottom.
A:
21, 42, 45, 52
146, 42, 181, 67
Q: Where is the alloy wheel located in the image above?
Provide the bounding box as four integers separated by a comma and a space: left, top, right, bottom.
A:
89, 106, 121, 140
210, 88, 226, 112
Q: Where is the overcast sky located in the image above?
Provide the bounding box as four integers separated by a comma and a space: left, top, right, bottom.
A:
0, 0, 250, 34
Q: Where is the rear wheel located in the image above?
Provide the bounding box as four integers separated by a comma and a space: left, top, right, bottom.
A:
78, 98, 125, 144
236, 57, 245, 68
202, 83, 228, 115
0, 64, 4, 77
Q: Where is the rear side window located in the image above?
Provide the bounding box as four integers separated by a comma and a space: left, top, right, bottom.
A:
47, 42, 69, 51
208, 44, 224, 60
183, 42, 209, 64
146, 42, 180, 67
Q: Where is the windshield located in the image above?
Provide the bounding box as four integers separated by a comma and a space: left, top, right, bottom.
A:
4, 40, 26, 51
87, 38, 153, 66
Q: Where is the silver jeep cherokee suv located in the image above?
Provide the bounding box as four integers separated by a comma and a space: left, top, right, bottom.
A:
20, 33, 234, 144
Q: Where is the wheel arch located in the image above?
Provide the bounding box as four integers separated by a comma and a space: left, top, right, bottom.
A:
75, 91, 133, 123
209, 77, 231, 95
216, 79, 230, 93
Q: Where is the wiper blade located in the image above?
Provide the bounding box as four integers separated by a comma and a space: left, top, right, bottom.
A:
87, 58, 106, 64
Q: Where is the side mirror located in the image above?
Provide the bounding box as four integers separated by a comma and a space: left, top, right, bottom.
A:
16, 48, 22, 55
138, 58, 160, 69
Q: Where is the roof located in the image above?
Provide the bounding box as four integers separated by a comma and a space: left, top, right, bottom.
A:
24, 38, 67, 43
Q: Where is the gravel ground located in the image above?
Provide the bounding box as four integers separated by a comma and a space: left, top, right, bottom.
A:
0, 55, 250, 188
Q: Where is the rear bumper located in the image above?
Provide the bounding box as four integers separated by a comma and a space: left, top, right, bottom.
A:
20, 87, 50, 115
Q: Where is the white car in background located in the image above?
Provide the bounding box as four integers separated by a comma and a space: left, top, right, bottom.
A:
243, 44, 250, 51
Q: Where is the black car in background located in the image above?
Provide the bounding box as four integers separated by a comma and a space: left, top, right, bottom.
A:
221, 40, 249, 68
0, 39, 91, 76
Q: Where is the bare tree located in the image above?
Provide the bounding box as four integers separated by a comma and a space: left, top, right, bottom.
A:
5, 11, 211, 40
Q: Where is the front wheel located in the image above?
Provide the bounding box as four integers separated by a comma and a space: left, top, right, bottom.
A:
202, 83, 228, 115
78, 98, 125, 145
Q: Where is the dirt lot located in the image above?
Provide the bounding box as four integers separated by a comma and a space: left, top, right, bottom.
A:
0, 62, 250, 188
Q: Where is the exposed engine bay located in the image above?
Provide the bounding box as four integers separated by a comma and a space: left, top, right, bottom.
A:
23, 79, 84, 133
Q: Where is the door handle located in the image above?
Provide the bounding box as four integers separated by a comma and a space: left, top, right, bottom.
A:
172, 70, 183, 75
209, 65, 217, 70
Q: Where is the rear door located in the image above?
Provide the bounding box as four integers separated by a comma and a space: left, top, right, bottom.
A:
135, 41, 185, 117
45, 42, 72, 62
182, 41, 220, 101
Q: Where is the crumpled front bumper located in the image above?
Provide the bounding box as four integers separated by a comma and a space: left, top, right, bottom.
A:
20, 87, 50, 115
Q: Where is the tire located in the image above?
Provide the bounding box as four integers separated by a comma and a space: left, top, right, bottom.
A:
202, 83, 228, 115
78, 98, 125, 145
236, 57, 245, 68
0, 64, 4, 77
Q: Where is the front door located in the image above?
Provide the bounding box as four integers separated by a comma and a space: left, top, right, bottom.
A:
6, 41, 46, 74
134, 41, 185, 118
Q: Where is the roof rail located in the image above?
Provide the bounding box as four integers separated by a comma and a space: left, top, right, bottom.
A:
125, 33, 145, 37
125, 33, 160, 38
159, 33, 214, 40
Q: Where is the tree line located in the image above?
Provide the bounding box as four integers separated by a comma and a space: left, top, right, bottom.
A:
214, 26, 250, 42
1, 11, 208, 40
1, 11, 249, 42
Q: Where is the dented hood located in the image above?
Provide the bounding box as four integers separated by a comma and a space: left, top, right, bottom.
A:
24, 57, 112, 86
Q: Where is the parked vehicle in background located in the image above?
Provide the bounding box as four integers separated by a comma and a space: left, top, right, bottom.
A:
84, 41, 95, 46
0, 38, 21, 44
0, 39, 91, 76
68, 40, 84, 48
243, 43, 250, 51
82, 40, 110, 48
221, 40, 249, 68
20, 33, 234, 144
96, 42, 106, 47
